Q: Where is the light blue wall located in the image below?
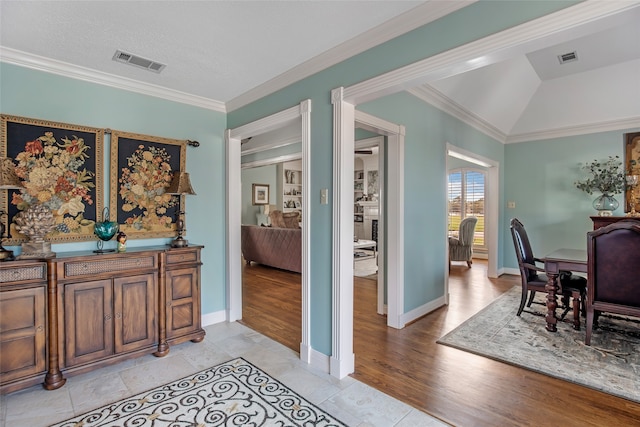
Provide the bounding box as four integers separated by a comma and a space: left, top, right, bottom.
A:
227, 1, 574, 355
503, 128, 640, 270
1, 1, 581, 358
0, 62, 228, 315
241, 165, 277, 225
359, 92, 505, 310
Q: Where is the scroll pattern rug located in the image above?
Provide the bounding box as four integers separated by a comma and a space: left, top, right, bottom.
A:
437, 287, 640, 403
50, 358, 347, 427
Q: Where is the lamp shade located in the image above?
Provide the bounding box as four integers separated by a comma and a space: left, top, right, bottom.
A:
0, 157, 23, 190
166, 172, 196, 195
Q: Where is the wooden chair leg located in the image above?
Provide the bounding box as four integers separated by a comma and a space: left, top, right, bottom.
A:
466, 259, 472, 268
572, 293, 580, 330
526, 290, 536, 307
586, 309, 594, 345
517, 288, 528, 316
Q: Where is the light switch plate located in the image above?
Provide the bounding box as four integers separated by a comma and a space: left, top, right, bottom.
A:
320, 188, 328, 204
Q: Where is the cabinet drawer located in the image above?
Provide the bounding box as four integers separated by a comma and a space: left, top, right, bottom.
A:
63, 256, 156, 279
0, 264, 47, 284
166, 249, 200, 266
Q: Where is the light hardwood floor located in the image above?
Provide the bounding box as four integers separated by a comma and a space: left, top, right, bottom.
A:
241, 260, 640, 426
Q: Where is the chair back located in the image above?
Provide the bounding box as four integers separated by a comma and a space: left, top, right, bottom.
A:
458, 216, 478, 246
510, 218, 538, 281
587, 220, 640, 311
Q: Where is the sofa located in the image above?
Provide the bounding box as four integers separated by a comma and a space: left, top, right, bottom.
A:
241, 224, 301, 273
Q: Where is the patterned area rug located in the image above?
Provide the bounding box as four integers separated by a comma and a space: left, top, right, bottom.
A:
437, 287, 640, 403
50, 358, 347, 427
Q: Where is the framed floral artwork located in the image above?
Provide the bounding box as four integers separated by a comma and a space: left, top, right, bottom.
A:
1, 114, 104, 244
624, 131, 640, 213
110, 130, 186, 239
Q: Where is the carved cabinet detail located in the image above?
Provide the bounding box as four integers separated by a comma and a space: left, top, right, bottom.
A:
1, 245, 204, 394
165, 246, 203, 344
0, 261, 48, 394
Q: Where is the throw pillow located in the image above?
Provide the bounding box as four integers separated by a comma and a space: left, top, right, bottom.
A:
283, 212, 300, 228
269, 210, 286, 228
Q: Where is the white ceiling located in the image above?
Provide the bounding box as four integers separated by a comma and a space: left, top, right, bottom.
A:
1, 1, 639, 143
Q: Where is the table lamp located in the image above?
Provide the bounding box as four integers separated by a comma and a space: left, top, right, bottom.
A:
166, 171, 196, 248
0, 157, 24, 260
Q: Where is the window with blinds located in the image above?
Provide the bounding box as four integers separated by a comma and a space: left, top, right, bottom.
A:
448, 168, 485, 248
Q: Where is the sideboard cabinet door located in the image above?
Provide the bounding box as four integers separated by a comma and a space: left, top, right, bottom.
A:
63, 279, 113, 367
114, 273, 157, 354
165, 247, 205, 344
166, 267, 199, 340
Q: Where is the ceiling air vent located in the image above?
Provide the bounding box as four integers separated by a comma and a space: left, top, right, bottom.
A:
558, 51, 578, 64
112, 50, 166, 73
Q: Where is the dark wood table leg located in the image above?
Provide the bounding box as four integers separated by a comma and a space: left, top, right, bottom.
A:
545, 273, 559, 332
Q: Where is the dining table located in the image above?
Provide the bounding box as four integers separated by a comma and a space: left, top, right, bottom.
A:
542, 248, 587, 332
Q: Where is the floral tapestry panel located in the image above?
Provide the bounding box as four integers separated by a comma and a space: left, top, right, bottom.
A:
1, 115, 104, 244
110, 131, 186, 239
625, 132, 640, 213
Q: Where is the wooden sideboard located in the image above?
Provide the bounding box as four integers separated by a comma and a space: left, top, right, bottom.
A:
590, 216, 640, 230
0, 245, 204, 394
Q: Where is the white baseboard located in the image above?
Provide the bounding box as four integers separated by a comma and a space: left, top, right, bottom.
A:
203, 312, 332, 374
502, 267, 520, 276
202, 310, 226, 327
301, 344, 331, 374
399, 295, 447, 327
330, 353, 355, 379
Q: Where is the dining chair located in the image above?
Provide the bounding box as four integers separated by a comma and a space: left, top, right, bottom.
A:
448, 216, 478, 269
586, 220, 640, 345
510, 218, 586, 329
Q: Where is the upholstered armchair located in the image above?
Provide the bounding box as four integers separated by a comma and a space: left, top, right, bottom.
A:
448, 216, 478, 268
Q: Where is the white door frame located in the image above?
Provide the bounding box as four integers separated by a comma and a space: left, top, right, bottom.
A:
331, 89, 405, 379
226, 99, 314, 362
444, 143, 500, 305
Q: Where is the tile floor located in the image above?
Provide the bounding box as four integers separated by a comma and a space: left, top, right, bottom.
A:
0, 322, 448, 427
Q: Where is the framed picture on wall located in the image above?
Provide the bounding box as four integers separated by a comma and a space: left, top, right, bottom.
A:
110, 130, 186, 239
0, 114, 104, 244
624, 132, 640, 213
252, 184, 269, 205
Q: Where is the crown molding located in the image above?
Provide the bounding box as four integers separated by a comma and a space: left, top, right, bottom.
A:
0, 46, 227, 113
506, 117, 640, 144
409, 85, 640, 144
407, 85, 507, 143
225, 0, 475, 112
344, 1, 640, 106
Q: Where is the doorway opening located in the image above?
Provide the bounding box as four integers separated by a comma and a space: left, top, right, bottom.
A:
226, 100, 313, 363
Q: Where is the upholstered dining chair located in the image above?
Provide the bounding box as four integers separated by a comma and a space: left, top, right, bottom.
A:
586, 220, 640, 345
448, 216, 478, 268
510, 218, 587, 329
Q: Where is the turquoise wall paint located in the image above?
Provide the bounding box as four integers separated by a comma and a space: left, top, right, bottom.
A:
241, 165, 277, 225
227, 2, 570, 356
0, 62, 227, 315
358, 92, 504, 310
503, 128, 640, 270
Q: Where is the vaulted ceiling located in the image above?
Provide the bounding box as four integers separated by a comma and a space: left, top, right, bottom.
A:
1, 1, 639, 143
